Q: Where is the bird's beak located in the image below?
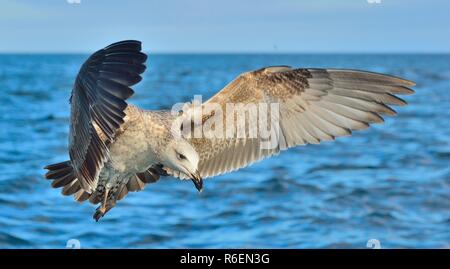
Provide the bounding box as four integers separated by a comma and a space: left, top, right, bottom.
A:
189, 170, 203, 192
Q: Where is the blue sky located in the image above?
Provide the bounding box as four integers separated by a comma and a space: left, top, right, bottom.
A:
1, 0, 449, 53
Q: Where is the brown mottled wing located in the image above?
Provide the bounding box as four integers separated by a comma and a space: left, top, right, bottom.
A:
185, 66, 415, 178
69, 40, 147, 192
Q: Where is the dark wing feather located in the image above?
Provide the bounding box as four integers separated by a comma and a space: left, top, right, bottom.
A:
69, 40, 147, 192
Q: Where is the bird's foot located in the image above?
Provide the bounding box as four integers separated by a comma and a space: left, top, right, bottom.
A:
93, 201, 117, 222
93, 206, 106, 222
94, 185, 111, 222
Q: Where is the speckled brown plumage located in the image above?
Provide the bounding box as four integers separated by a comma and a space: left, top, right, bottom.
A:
44, 40, 415, 221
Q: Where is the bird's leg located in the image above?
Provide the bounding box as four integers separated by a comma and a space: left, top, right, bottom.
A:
101, 185, 110, 211
93, 183, 112, 222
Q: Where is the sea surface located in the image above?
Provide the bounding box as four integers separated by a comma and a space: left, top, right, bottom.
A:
0, 54, 449, 248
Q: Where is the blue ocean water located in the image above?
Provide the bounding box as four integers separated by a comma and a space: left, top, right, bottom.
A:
0, 54, 449, 248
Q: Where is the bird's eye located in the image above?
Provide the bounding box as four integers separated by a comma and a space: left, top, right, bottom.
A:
177, 153, 186, 160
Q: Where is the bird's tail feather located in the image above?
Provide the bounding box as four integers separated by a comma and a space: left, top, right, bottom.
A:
44, 161, 84, 198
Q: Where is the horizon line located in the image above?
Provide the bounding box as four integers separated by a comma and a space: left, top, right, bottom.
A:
0, 51, 449, 55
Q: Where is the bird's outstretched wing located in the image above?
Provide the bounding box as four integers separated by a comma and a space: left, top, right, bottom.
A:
69, 40, 147, 192
182, 67, 415, 178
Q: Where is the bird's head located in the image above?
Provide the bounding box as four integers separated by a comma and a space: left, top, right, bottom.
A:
161, 139, 203, 192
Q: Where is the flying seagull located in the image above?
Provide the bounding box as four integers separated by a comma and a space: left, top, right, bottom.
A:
44, 40, 415, 221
